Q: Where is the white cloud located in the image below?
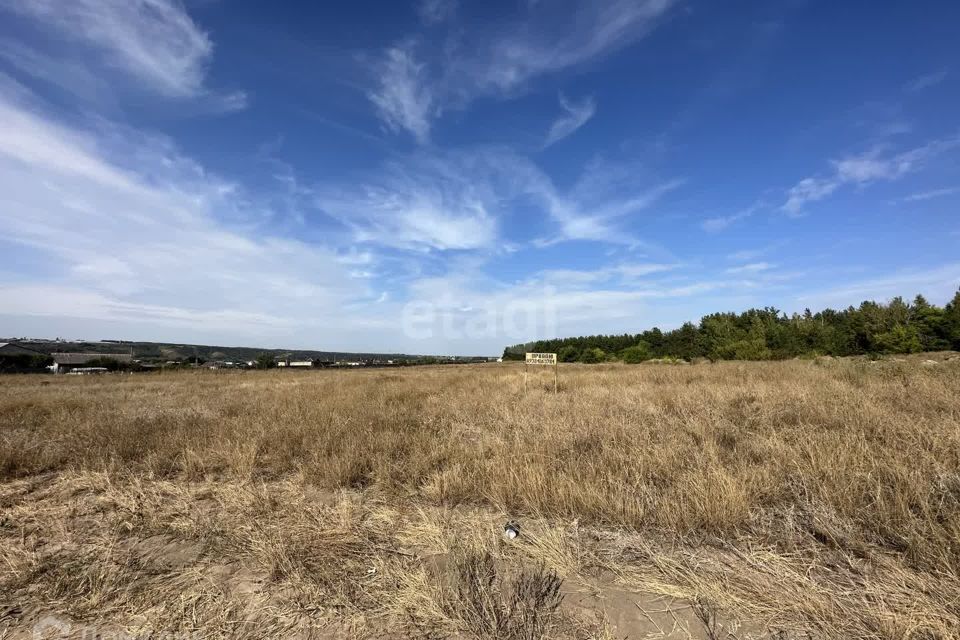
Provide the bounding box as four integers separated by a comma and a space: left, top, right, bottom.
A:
537, 262, 678, 287
532, 170, 683, 246
316, 151, 501, 251
0, 89, 685, 352
833, 150, 903, 183
212, 90, 250, 113
901, 187, 959, 202
905, 70, 948, 93
0, 40, 111, 103
725, 262, 773, 274
336, 248, 376, 265
10, 85, 948, 355
728, 249, 762, 262
0, 91, 374, 343
727, 241, 786, 263
782, 136, 960, 214
316, 148, 682, 250
544, 94, 597, 147
616, 263, 678, 278
0, 285, 291, 331
369, 0, 675, 140
467, 0, 675, 94
1, 0, 214, 98
418, 0, 457, 25
782, 176, 842, 215
368, 42, 434, 144
701, 201, 763, 232
533, 158, 684, 246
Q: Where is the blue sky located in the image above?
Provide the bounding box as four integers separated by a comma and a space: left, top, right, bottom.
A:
0, 0, 958, 355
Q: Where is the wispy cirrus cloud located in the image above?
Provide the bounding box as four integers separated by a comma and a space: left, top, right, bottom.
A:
0, 0, 244, 109
782, 177, 843, 215
905, 70, 948, 93
1, 0, 211, 97
368, 41, 434, 144
464, 0, 675, 94
536, 262, 679, 287
314, 147, 683, 251
314, 151, 503, 251
418, 0, 457, 25
368, 0, 676, 142
532, 170, 684, 247
725, 262, 774, 274
701, 201, 764, 232
782, 136, 960, 214
0, 40, 112, 104
544, 94, 596, 147
900, 186, 959, 202
727, 240, 787, 263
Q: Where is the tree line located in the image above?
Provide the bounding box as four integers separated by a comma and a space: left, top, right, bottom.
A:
503, 289, 960, 363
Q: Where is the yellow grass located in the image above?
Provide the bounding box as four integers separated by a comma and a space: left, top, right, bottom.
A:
2, 358, 959, 638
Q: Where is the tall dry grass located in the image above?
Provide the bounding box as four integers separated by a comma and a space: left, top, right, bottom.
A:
2, 358, 959, 637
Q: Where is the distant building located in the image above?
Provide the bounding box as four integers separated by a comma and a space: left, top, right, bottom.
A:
203, 361, 244, 369
51, 353, 132, 374
277, 359, 313, 368
0, 342, 46, 356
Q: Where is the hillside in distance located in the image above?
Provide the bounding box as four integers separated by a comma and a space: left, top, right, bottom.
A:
0, 338, 476, 364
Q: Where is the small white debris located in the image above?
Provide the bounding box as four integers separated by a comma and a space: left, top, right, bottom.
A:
503, 521, 520, 540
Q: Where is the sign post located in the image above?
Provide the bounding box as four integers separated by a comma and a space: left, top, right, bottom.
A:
525, 352, 558, 394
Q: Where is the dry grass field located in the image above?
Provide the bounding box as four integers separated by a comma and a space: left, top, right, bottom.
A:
2, 357, 960, 639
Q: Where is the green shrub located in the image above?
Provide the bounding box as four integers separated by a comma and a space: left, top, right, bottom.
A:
578, 348, 606, 364
872, 324, 923, 354
620, 342, 651, 364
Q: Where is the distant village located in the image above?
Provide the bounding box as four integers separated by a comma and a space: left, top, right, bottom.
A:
0, 339, 499, 375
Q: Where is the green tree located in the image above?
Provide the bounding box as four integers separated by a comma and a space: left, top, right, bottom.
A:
872, 324, 923, 354
579, 347, 606, 364
620, 342, 651, 363
255, 353, 275, 369
500, 289, 958, 362
0, 353, 53, 373
943, 289, 960, 349
912, 294, 948, 350
699, 313, 740, 360
721, 338, 773, 360
666, 322, 701, 360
